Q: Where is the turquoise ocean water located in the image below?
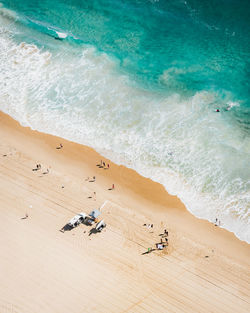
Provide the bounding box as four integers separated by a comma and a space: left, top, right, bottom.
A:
0, 0, 249, 242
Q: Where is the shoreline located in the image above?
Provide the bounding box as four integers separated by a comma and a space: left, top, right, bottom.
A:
0, 110, 249, 312
1, 111, 248, 247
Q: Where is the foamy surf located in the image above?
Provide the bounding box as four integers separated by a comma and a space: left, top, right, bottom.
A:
55, 31, 67, 39
0, 9, 249, 243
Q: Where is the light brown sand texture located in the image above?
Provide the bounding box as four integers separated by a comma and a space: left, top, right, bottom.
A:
0, 111, 249, 313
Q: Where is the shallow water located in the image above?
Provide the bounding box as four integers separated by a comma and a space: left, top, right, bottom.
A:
0, 0, 249, 242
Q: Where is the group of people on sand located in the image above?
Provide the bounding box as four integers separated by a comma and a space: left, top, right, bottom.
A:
214, 218, 221, 227
156, 229, 169, 250
85, 176, 114, 190
86, 160, 115, 191
143, 228, 169, 254
26, 146, 116, 223
32, 164, 49, 174
98, 160, 110, 169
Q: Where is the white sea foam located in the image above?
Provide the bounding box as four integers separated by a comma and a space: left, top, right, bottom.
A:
55, 31, 67, 39
0, 3, 18, 20
226, 101, 240, 111
0, 18, 249, 243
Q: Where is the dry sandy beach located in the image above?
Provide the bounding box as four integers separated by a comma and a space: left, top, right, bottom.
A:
0, 111, 249, 313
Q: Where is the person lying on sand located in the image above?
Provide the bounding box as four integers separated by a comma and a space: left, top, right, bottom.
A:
32, 164, 41, 171
56, 143, 63, 149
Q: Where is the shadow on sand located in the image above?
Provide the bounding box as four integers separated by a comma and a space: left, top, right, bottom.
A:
88, 228, 99, 236
60, 224, 73, 233
141, 249, 156, 255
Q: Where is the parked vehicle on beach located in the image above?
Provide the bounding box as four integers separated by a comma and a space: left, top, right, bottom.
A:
95, 219, 106, 232
68, 212, 87, 228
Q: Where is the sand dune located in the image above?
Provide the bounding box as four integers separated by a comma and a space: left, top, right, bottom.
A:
0, 111, 249, 313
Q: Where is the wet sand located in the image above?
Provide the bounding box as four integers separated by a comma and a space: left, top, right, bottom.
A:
0, 111, 249, 313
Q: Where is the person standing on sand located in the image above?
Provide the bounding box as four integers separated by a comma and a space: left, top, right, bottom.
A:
215, 218, 221, 226
112, 184, 114, 190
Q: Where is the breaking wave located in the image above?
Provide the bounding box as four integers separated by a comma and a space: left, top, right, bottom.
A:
0, 3, 249, 243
